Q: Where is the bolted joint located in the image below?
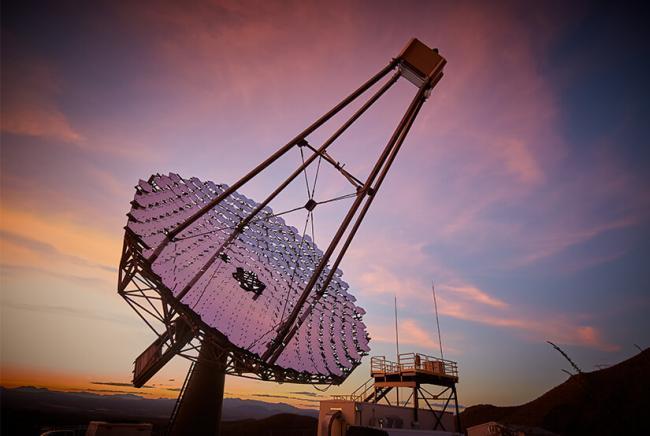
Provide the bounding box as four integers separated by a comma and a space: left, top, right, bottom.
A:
356, 185, 375, 197
304, 198, 317, 211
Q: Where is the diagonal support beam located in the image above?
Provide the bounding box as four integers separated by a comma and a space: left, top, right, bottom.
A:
265, 69, 445, 364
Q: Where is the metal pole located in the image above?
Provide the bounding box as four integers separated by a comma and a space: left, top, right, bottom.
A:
310, 77, 435, 291
307, 73, 441, 305
432, 282, 444, 360
395, 295, 400, 359
413, 386, 419, 427
453, 385, 461, 433
150, 60, 398, 260
264, 73, 436, 363
173, 72, 401, 302
395, 294, 400, 408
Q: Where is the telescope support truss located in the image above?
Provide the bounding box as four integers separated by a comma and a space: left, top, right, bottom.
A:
118, 38, 447, 436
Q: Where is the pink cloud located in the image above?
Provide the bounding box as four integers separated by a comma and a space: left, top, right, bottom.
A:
434, 286, 619, 352
1, 56, 82, 143
440, 284, 508, 309
369, 317, 461, 356
346, 233, 618, 352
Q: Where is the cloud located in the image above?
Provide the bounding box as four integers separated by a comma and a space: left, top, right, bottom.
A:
498, 138, 545, 185
1, 264, 109, 288
253, 393, 320, 404
1, 300, 139, 328
509, 216, 640, 268
347, 233, 618, 352
117, 0, 364, 109
289, 391, 323, 398
0, 208, 119, 286
0, 230, 115, 273
90, 381, 153, 389
1, 54, 82, 143
84, 388, 139, 395
369, 317, 462, 356
440, 284, 508, 309
434, 287, 620, 352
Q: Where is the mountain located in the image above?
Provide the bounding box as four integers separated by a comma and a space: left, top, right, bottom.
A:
460, 348, 650, 435
0, 386, 317, 435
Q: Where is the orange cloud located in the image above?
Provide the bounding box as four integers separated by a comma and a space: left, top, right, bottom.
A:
0, 364, 182, 399
0, 208, 119, 285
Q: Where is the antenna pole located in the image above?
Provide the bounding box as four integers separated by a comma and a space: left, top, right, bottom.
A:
394, 295, 400, 359
395, 295, 400, 407
432, 282, 444, 360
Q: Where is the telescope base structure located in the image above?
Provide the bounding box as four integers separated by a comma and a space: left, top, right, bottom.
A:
169, 342, 227, 436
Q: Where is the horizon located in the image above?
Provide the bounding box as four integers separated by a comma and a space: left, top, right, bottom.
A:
0, 385, 319, 411
2, 0, 649, 413
4, 345, 648, 411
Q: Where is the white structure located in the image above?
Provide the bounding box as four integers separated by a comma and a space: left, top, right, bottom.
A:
318, 399, 460, 436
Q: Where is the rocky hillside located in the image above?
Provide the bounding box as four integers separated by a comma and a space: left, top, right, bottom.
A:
461, 348, 649, 435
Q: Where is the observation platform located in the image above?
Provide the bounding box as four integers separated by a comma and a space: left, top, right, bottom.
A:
371, 353, 459, 389
324, 352, 461, 435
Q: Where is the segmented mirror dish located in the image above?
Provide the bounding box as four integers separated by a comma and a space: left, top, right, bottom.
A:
125, 173, 370, 378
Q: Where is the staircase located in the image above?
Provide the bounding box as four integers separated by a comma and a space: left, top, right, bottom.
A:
364, 386, 392, 403
166, 360, 195, 434
331, 377, 393, 404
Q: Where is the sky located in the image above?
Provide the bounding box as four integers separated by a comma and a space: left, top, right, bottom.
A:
1, 0, 649, 410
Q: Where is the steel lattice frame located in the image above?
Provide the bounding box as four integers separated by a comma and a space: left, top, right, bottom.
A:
119, 228, 347, 384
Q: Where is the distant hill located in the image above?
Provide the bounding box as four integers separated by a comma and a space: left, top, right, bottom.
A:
461, 348, 650, 435
0, 386, 317, 435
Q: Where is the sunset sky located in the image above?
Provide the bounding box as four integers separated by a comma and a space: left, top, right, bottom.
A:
2, 0, 649, 410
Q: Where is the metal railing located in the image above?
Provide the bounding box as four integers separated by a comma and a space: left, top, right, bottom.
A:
371, 355, 399, 374
370, 353, 458, 379
331, 377, 374, 402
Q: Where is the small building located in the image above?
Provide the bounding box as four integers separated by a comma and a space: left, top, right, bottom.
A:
318, 352, 462, 436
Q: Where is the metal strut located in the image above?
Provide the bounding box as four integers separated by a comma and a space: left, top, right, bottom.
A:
264, 69, 445, 364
